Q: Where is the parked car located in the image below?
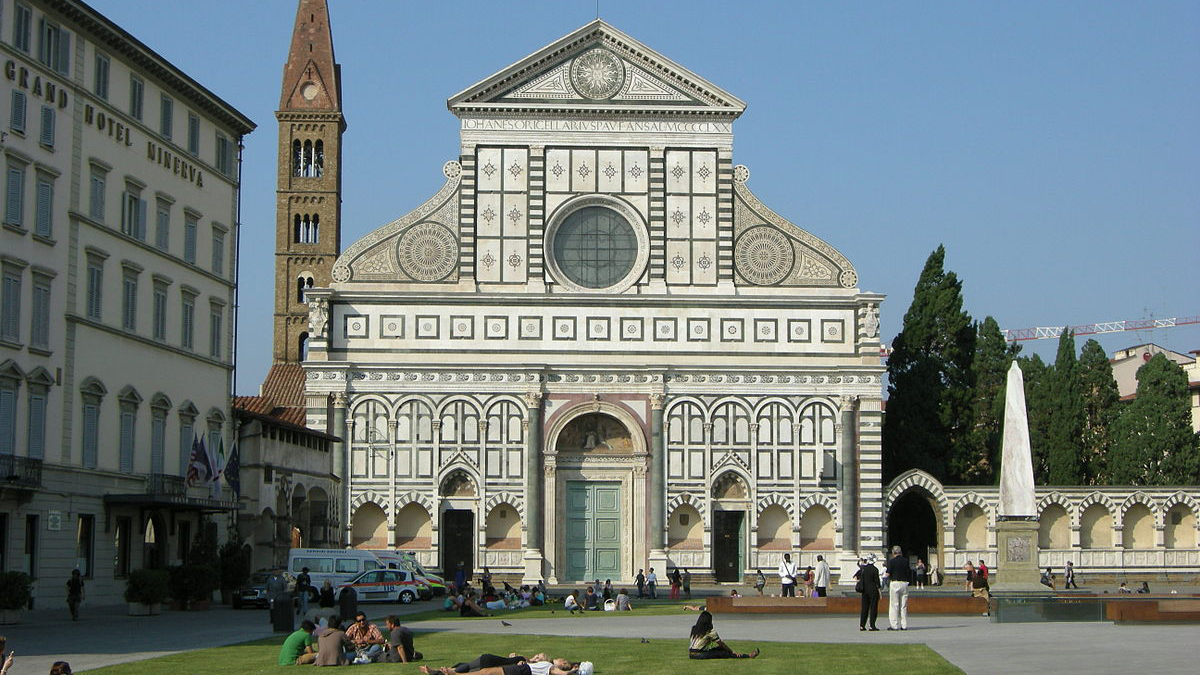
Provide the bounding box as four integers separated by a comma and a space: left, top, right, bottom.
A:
335, 568, 431, 604
232, 570, 302, 609
372, 550, 447, 596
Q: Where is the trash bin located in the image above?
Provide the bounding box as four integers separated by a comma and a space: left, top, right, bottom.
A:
338, 585, 358, 620
271, 593, 295, 632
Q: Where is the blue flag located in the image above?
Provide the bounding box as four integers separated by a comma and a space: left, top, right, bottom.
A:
224, 442, 240, 499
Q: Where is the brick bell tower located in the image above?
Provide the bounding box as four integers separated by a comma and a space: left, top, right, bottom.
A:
274, 0, 345, 364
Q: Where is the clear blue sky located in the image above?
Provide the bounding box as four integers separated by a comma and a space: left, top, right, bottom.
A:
88, 0, 1200, 393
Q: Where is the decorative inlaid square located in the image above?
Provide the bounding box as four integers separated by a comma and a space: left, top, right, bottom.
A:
687, 317, 710, 342
415, 315, 440, 340
344, 315, 369, 339
450, 316, 475, 339
787, 319, 811, 343
484, 315, 508, 340
653, 317, 677, 342
754, 318, 778, 343
620, 317, 644, 341
720, 318, 744, 342
586, 316, 611, 341
821, 319, 845, 343
519, 316, 542, 340
380, 315, 405, 339
553, 316, 576, 341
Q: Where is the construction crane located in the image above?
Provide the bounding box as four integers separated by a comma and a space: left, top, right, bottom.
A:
1001, 316, 1200, 342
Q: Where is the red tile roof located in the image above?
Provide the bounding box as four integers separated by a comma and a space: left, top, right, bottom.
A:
260, 363, 306, 407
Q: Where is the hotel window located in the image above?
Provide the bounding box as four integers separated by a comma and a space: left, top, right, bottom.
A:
150, 402, 168, 475
76, 515, 95, 578
152, 279, 168, 341
94, 53, 110, 100
9, 90, 26, 133
159, 95, 173, 140
179, 408, 195, 477
118, 389, 139, 474
215, 133, 233, 176
81, 385, 102, 469
26, 386, 46, 459
85, 254, 104, 320
39, 106, 54, 147
183, 214, 197, 263
1, 264, 21, 343
121, 266, 139, 332
187, 113, 200, 155
88, 166, 106, 222
121, 184, 147, 240
154, 198, 171, 250
37, 18, 71, 76
0, 377, 17, 455
13, 3, 32, 52
211, 227, 225, 275
30, 273, 50, 350
209, 302, 223, 358
5, 161, 25, 227
180, 291, 195, 349
129, 76, 144, 120
34, 174, 53, 238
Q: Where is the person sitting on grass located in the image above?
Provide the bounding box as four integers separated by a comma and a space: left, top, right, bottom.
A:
420, 655, 582, 675
688, 610, 760, 660
615, 588, 632, 611
583, 586, 601, 611
344, 612, 386, 662
382, 615, 422, 663
279, 620, 318, 665
313, 617, 349, 667
563, 590, 583, 615
459, 591, 491, 617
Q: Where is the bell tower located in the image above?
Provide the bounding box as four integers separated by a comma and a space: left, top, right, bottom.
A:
274, 0, 345, 363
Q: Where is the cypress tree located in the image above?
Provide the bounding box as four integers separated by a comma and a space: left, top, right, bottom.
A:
1109, 354, 1200, 485
882, 245, 976, 482
955, 316, 1017, 484
1077, 339, 1120, 484
1045, 329, 1084, 484
1017, 354, 1052, 483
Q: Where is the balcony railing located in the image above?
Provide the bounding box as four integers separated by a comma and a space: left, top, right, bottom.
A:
0, 455, 43, 488
145, 473, 186, 496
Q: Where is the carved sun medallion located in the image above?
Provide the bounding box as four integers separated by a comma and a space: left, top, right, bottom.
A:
397, 222, 457, 282
735, 225, 794, 285
570, 48, 626, 100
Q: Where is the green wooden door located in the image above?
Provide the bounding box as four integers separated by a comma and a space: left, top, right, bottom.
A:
565, 481, 621, 581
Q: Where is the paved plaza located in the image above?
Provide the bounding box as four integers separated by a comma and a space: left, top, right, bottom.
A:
0, 593, 1193, 674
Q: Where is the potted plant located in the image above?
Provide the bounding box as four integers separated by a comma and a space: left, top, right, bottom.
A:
168, 563, 219, 610
0, 571, 33, 624
124, 569, 169, 615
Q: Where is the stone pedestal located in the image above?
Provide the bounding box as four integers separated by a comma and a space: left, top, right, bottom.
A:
991, 519, 1051, 594
648, 548, 670, 583
521, 548, 545, 586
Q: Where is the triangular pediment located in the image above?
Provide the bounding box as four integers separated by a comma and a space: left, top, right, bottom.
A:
281, 58, 338, 111
448, 20, 745, 116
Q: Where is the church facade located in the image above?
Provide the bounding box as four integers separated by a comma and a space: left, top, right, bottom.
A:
300, 20, 886, 584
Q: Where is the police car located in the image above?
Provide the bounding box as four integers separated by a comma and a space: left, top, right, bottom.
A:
335, 568, 432, 604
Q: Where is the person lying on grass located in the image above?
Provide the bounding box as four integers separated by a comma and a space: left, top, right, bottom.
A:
420, 653, 581, 675
688, 610, 760, 660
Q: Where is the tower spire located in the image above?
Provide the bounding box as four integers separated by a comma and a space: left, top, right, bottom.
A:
280, 0, 342, 111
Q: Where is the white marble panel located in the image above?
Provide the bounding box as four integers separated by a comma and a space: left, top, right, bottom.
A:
625, 194, 650, 222
666, 195, 690, 239
501, 239, 527, 283
571, 149, 597, 193
477, 147, 502, 192
688, 450, 704, 478
692, 196, 718, 239
506, 449, 522, 477
597, 150, 623, 193
476, 193, 501, 237
665, 150, 691, 193
669, 450, 684, 478
544, 193, 571, 221
502, 193, 528, 237
476, 239, 502, 282
546, 149, 571, 192
624, 150, 649, 193
692, 151, 717, 195
691, 239, 717, 284
665, 239, 690, 285
502, 148, 528, 193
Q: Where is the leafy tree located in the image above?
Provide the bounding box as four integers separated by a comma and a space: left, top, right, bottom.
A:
1109, 354, 1200, 485
1077, 339, 1120, 484
956, 316, 1018, 484
883, 245, 976, 482
1045, 329, 1084, 484
1017, 354, 1052, 483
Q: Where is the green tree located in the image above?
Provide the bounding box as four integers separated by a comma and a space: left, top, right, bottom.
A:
955, 316, 1018, 484
1017, 354, 1052, 483
1077, 339, 1120, 484
1109, 354, 1200, 485
882, 245, 976, 482
1045, 329, 1084, 484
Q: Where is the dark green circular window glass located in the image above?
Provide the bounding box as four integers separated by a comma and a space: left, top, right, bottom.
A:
553, 206, 638, 288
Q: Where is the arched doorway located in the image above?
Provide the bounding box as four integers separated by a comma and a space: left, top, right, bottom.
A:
440, 470, 477, 580
887, 489, 941, 566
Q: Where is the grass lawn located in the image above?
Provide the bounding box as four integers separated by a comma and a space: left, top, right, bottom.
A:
80, 631, 965, 675
395, 598, 706, 622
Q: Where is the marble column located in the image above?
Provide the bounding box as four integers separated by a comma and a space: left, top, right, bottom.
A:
648, 393, 669, 573
522, 392, 545, 584
332, 392, 350, 546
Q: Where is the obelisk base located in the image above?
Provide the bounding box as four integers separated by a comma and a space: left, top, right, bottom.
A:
991, 519, 1051, 594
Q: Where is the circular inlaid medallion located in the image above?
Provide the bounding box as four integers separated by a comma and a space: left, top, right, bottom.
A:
570, 49, 626, 100
300, 81, 319, 101
735, 226, 794, 285
397, 223, 457, 281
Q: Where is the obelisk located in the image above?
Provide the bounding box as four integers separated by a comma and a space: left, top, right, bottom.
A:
991, 361, 1049, 593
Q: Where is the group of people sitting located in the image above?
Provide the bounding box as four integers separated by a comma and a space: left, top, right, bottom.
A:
443, 581, 548, 616
278, 613, 421, 666
562, 584, 633, 613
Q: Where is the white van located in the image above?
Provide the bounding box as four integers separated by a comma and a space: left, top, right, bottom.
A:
371, 550, 447, 596
287, 548, 387, 593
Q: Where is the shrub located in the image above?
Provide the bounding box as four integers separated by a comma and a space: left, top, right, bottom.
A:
168, 563, 220, 608
0, 571, 33, 610
124, 568, 170, 605
218, 539, 252, 591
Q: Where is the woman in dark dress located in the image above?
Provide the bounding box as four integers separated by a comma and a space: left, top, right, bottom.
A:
854, 556, 881, 631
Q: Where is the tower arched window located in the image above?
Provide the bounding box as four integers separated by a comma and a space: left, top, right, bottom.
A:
292, 139, 302, 177
293, 214, 302, 243
314, 140, 325, 177
294, 215, 319, 244
296, 274, 314, 303
310, 214, 319, 243
302, 140, 314, 177
298, 332, 309, 360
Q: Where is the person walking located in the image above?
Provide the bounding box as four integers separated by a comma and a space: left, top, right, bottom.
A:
1065, 561, 1078, 589
915, 559, 927, 590
682, 569, 692, 600
854, 556, 881, 631
669, 568, 682, 600
66, 569, 84, 621
814, 555, 831, 597
635, 569, 646, 598
885, 545, 911, 631
778, 553, 798, 597
296, 566, 312, 617
646, 568, 658, 599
